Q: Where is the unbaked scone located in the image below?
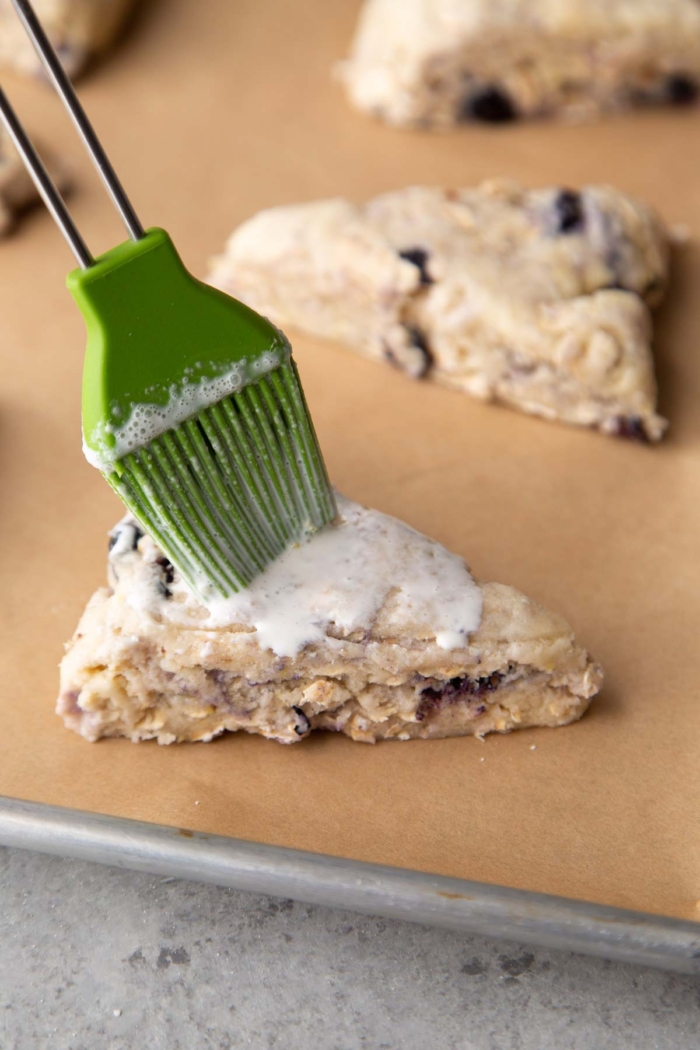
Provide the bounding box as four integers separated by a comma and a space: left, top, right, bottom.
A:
58, 497, 602, 745
338, 0, 700, 127
0, 0, 136, 77
209, 180, 669, 441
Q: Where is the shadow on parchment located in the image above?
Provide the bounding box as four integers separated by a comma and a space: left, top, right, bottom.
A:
653, 238, 700, 448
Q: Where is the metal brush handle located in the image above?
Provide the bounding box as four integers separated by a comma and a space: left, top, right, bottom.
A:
0, 0, 144, 268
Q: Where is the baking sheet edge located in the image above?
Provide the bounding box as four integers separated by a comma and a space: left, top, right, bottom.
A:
1, 796, 698, 974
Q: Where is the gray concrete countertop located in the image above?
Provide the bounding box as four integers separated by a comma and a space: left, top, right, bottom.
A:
1, 847, 698, 1050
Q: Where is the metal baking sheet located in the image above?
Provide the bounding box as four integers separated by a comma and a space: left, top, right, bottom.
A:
2, 796, 699, 975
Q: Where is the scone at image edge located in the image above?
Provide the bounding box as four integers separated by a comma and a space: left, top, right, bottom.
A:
58, 496, 602, 746
0, 0, 137, 78
339, 0, 700, 127
210, 179, 669, 441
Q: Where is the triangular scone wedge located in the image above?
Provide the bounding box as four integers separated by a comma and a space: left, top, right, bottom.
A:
0, 0, 136, 78
209, 180, 669, 440
338, 0, 700, 128
58, 498, 602, 745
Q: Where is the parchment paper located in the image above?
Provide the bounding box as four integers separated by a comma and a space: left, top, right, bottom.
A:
1, 0, 699, 922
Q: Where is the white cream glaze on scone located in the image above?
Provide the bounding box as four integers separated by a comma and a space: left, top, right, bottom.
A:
58, 498, 602, 745
209, 180, 669, 440
338, 0, 700, 127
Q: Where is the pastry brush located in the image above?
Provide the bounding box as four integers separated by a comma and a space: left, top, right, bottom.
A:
0, 0, 336, 601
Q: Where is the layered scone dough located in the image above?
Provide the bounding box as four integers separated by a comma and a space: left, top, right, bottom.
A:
58, 497, 602, 745
0, 126, 65, 234
339, 0, 700, 127
209, 180, 669, 440
0, 0, 136, 77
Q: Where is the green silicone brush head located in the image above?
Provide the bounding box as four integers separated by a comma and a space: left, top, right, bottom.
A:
69, 228, 336, 601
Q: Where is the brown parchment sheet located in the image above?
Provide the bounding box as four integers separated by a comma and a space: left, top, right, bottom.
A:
1, 0, 699, 922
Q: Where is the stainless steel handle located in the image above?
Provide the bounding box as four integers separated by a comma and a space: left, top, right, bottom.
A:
11, 0, 144, 243
0, 0, 145, 268
0, 86, 93, 267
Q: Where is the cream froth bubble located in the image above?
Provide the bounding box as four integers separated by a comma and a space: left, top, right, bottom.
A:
84, 348, 286, 472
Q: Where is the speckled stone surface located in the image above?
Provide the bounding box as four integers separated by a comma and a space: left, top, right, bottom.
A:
1, 847, 698, 1049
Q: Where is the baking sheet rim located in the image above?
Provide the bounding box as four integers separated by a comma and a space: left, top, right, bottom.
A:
2, 795, 699, 975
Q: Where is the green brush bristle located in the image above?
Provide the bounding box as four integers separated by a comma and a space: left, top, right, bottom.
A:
105, 359, 336, 600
